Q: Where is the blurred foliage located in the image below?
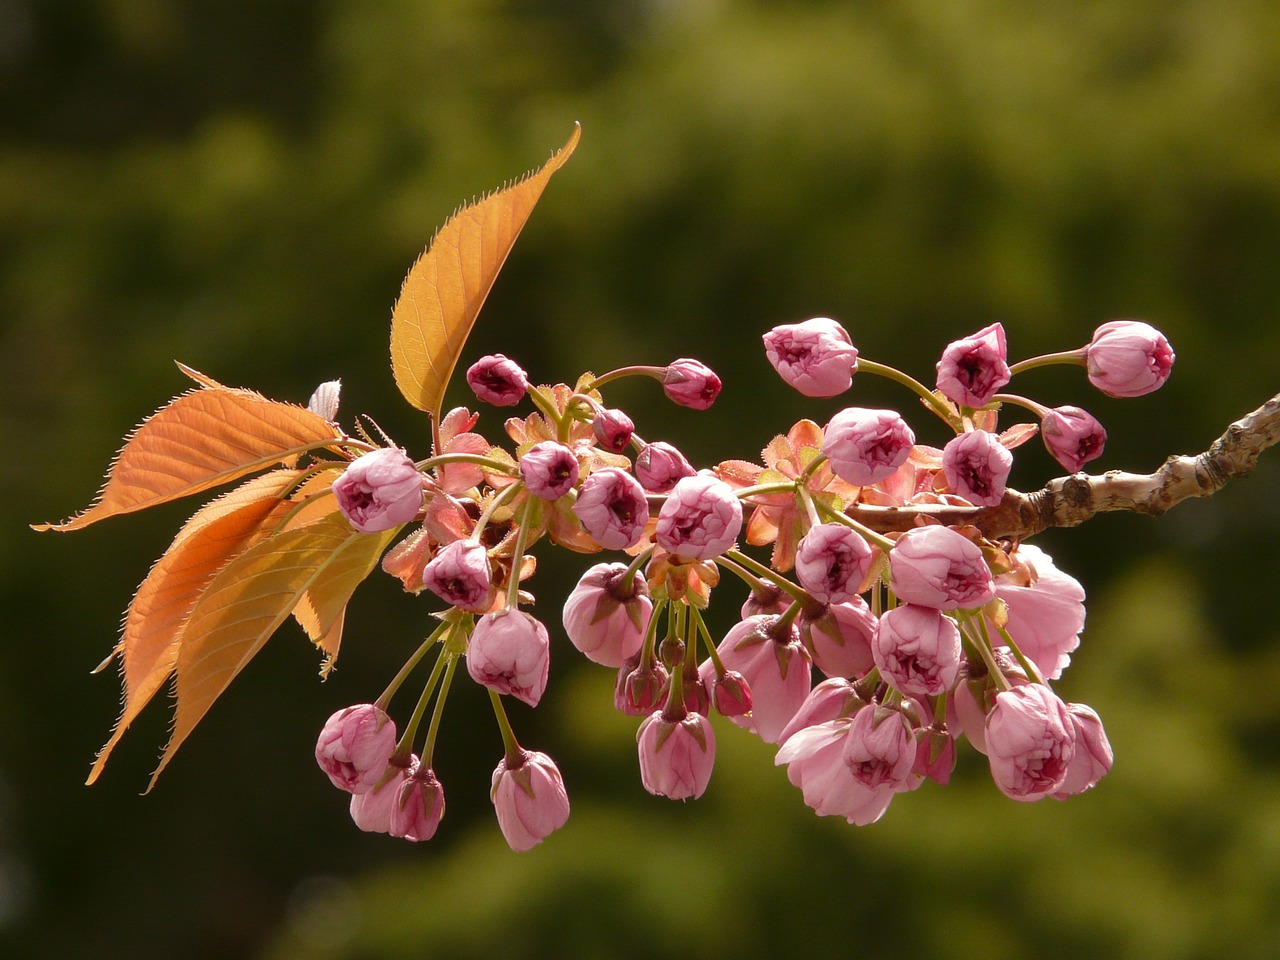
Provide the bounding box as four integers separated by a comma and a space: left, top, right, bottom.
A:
4, 0, 1280, 957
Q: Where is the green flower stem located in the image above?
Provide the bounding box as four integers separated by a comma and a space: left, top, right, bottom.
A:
991, 393, 1049, 418
992, 619, 1045, 684
421, 655, 458, 768
620, 546, 655, 592
721, 549, 809, 604
957, 612, 1012, 691
1007, 348, 1087, 377
582, 365, 663, 391
275, 488, 338, 531
733, 481, 801, 499
798, 453, 828, 485
933, 692, 948, 726
391, 640, 452, 763
375, 619, 451, 711
811, 498, 896, 552
488, 689, 524, 767
526, 386, 565, 435
414, 452, 518, 475
277, 460, 348, 500
857, 358, 956, 425
640, 598, 669, 668
689, 605, 725, 676
505, 498, 535, 609
472, 480, 524, 544
796, 485, 821, 529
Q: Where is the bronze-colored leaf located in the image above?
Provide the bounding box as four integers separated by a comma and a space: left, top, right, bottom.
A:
390, 124, 580, 418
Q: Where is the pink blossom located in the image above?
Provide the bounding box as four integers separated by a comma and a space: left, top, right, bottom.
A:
315, 704, 398, 794
467, 610, 551, 707
614, 654, 669, 716
822, 407, 915, 486
490, 750, 570, 851
942, 430, 1013, 506
592, 408, 635, 453
1086, 320, 1175, 398
572, 467, 649, 550
637, 709, 717, 799
1053, 703, 1113, 798
985, 684, 1076, 801
913, 728, 957, 786
872, 604, 962, 697
935, 322, 1011, 408
390, 767, 445, 842
993, 543, 1085, 681
778, 677, 862, 746
634, 441, 696, 493
519, 440, 580, 500
795, 523, 873, 604
889, 525, 995, 611
422, 539, 495, 613
661, 358, 722, 409
762, 317, 860, 398
1041, 406, 1107, 473
711, 670, 752, 718
655, 474, 743, 561
774, 720, 895, 824
465, 353, 529, 407
740, 582, 792, 619
799, 599, 877, 679
333, 448, 423, 533
561, 562, 653, 667
349, 758, 415, 833
842, 704, 917, 791
702, 615, 811, 744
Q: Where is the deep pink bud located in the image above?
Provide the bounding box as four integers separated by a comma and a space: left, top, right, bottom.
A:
349, 758, 416, 833
985, 684, 1076, 801
1085, 320, 1174, 398
913, 727, 957, 786
1041, 406, 1107, 473
634, 441, 696, 494
774, 720, 895, 824
614, 654, 670, 716
762, 317, 859, 398
935, 322, 1011, 408
1053, 703, 1113, 798
637, 709, 717, 800
466, 353, 529, 407
712, 670, 753, 718
655, 474, 743, 561
942, 430, 1013, 507
842, 704, 917, 791
662, 358, 721, 410
562, 562, 653, 667
993, 543, 1085, 681
822, 407, 915, 486
572, 467, 649, 550
872, 604, 962, 697
795, 523, 873, 604
702, 615, 811, 744
422, 539, 495, 613
333, 448, 423, 533
467, 610, 551, 707
315, 704, 398, 794
889, 525, 996, 611
799, 599, 877, 679
519, 440, 580, 500
592, 408, 635, 453
390, 767, 445, 842
490, 749, 570, 851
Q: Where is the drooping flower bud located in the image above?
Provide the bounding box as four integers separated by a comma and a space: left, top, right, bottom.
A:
421, 539, 495, 613
762, 317, 860, 398
1041, 405, 1107, 473
913, 727, 957, 786
591, 408, 635, 453
654, 474, 743, 561
871, 604, 962, 697
985, 684, 1076, 802
702, 615, 811, 744
794, 523, 873, 604
935, 322, 1011, 408
799, 599, 877, 679
390, 766, 445, 842
941, 430, 1013, 507
490, 749, 570, 851
636, 708, 717, 800
614, 654, 670, 716
1053, 703, 1113, 798
661, 358, 721, 410
562, 562, 653, 667
634, 441, 696, 493
467, 609, 551, 707
740, 581, 792, 619
778, 677, 863, 746
889, 525, 996, 611
774, 719, 895, 825
315, 704, 398, 794
519, 440, 580, 500
842, 704, 917, 792
572, 467, 649, 550
711, 670, 752, 718
1085, 320, 1174, 398
822, 408, 915, 486
465, 353, 529, 407
333, 448, 423, 534
349, 757, 416, 833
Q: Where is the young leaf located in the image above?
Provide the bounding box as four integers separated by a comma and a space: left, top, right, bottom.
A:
34, 380, 343, 532
390, 124, 581, 419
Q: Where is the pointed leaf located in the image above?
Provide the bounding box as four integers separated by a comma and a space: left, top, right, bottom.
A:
390, 124, 580, 418
294, 523, 397, 666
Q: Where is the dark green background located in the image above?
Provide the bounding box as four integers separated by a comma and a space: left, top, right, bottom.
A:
5, 1, 1280, 957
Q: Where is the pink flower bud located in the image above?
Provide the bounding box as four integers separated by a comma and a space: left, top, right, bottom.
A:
614, 654, 670, 716
913, 727, 957, 785
993, 543, 1085, 681
799, 599, 877, 679
333, 448, 423, 533
634, 441, 696, 493
654, 474, 743, 561
1053, 703, 1113, 798
762, 317, 860, 398
591, 407, 635, 452
702, 615, 811, 744
390, 767, 445, 842
1085, 320, 1174, 398
1041, 406, 1107, 473
465, 353, 529, 407
778, 677, 862, 746
422, 539, 495, 613
941, 430, 1013, 506
349, 758, 416, 833
795, 523, 873, 604
637, 709, 717, 799
889, 525, 996, 611
315, 704, 398, 794
842, 704, 917, 791
822, 407, 916, 486
935, 322, 1011, 408
467, 610, 551, 707
774, 720, 895, 825
712, 670, 753, 717
741, 582, 792, 619
662, 358, 721, 410
562, 562, 653, 667
572, 467, 649, 550
490, 749, 570, 851
985, 684, 1076, 802
872, 604, 962, 697
519, 440, 580, 500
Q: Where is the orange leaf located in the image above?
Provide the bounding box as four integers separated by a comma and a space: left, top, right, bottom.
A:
390, 124, 580, 418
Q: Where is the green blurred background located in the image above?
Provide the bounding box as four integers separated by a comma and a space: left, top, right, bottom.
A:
5, 0, 1280, 957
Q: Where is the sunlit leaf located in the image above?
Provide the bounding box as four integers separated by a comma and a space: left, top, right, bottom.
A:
390, 124, 580, 418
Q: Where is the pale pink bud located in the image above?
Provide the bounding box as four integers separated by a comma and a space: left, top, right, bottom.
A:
490, 749, 570, 851
349, 758, 415, 833
799, 599, 876, 679
774, 720, 895, 825
935, 322, 1011, 408
985, 684, 1076, 801
872, 604, 962, 697
993, 543, 1085, 681
712, 670, 753, 718
842, 704, 917, 791
390, 767, 445, 842
315, 704, 398, 794
778, 677, 862, 746
333, 448, 423, 533
662, 358, 721, 409
1053, 703, 1113, 798
466, 353, 528, 407
822, 407, 915, 486
519, 440, 580, 500
655, 473, 743, 561
562, 562, 653, 667
1085, 320, 1174, 398
634, 441, 696, 494
795, 523, 873, 604
572, 467, 649, 550
637, 709, 717, 799
614, 654, 669, 716
913, 728, 957, 786
592, 408, 634, 453
467, 609, 550, 707
762, 317, 859, 398
422, 539, 495, 613
889, 525, 996, 611
1041, 406, 1107, 473
702, 615, 811, 744
941, 430, 1013, 507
